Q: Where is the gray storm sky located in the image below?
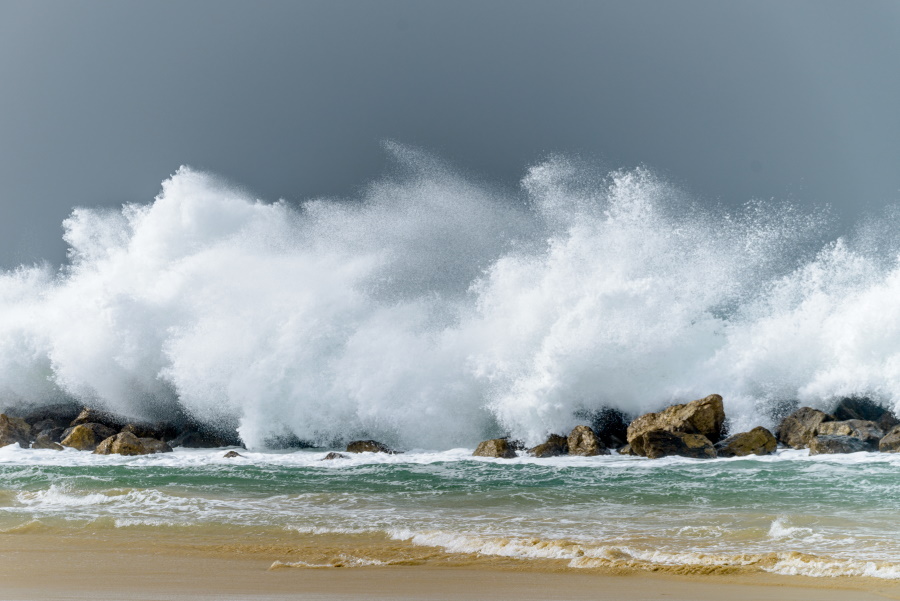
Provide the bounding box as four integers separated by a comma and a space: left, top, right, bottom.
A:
1, 0, 899, 267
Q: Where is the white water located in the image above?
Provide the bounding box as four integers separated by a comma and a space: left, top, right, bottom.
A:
3, 144, 900, 448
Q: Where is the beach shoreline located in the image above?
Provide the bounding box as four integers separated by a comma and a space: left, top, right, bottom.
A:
3, 531, 900, 601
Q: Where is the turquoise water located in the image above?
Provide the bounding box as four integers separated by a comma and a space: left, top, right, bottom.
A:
2, 445, 900, 578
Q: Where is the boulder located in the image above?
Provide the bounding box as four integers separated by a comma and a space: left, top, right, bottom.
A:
775, 407, 835, 449
60, 424, 111, 451
346, 440, 397, 454
809, 435, 871, 455
60, 423, 118, 451
121, 422, 180, 442
0, 414, 33, 448
714, 427, 777, 457
321, 452, 347, 460
35, 427, 66, 443
473, 438, 517, 458
832, 397, 900, 432
626, 394, 725, 456
31, 432, 63, 451
70, 408, 127, 430
580, 407, 631, 448
223, 450, 243, 458
93, 432, 172, 455
567, 425, 608, 456
637, 430, 716, 459
170, 430, 240, 449
814, 420, 883, 450
528, 434, 568, 458
21, 404, 81, 428
879, 425, 900, 452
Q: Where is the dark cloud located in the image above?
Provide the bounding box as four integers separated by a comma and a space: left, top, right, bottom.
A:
1, 0, 899, 267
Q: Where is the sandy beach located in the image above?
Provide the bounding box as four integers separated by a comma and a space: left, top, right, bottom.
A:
3, 531, 900, 601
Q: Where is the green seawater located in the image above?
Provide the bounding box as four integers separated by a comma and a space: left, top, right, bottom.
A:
2, 447, 900, 577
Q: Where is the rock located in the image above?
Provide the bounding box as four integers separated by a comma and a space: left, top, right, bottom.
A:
617, 444, 637, 456
60, 424, 108, 451
31, 432, 63, 451
93, 432, 172, 455
715, 427, 777, 457
567, 425, 608, 456
775, 407, 835, 449
21, 404, 81, 428
626, 394, 726, 456
809, 435, 871, 455
321, 452, 347, 460
578, 407, 631, 448
473, 438, 517, 458
70, 408, 127, 430
832, 397, 899, 432
814, 420, 883, 450
528, 434, 568, 458
62, 422, 117, 442
223, 450, 243, 458
121, 422, 179, 442
170, 430, 240, 449
36, 427, 66, 443
346, 440, 397, 454
637, 430, 717, 459
0, 414, 33, 448
879, 425, 900, 452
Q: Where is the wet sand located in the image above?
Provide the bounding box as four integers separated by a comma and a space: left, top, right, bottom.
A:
3, 532, 900, 601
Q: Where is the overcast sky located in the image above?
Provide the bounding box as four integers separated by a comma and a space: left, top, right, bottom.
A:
1, 0, 899, 267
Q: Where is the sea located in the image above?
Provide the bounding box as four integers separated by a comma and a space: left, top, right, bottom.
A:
4, 144, 900, 578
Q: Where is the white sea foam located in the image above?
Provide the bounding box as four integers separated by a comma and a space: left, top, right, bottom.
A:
3, 144, 900, 448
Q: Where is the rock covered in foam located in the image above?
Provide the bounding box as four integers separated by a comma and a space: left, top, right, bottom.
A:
473, 438, 517, 458
714, 426, 777, 457
567, 425, 608, 456
637, 430, 716, 459
626, 394, 725, 456
321, 452, 347, 460
814, 420, 883, 450
0, 414, 33, 448
775, 407, 835, 449
93, 432, 172, 455
223, 450, 243, 458
346, 440, 397, 454
528, 434, 568, 458
809, 435, 871, 455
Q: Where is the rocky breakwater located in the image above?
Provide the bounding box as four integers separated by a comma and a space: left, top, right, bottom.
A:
0, 404, 238, 455
626, 394, 728, 459
776, 398, 900, 455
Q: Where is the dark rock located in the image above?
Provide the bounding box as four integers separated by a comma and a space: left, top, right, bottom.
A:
577, 407, 631, 448
809, 435, 871, 455
70, 408, 127, 431
528, 434, 568, 458
715, 426, 777, 457
170, 430, 240, 449
814, 420, 883, 450
36, 427, 66, 443
121, 422, 180, 442
31, 432, 63, 451
638, 429, 717, 459
775, 407, 835, 449
627, 394, 726, 456
0, 414, 33, 448
321, 452, 347, 460
223, 450, 243, 458
21, 403, 81, 428
262, 433, 316, 449
93, 432, 172, 455
473, 438, 517, 458
567, 425, 608, 456
346, 440, 397, 454
832, 397, 898, 427
879, 425, 900, 452
60, 423, 117, 451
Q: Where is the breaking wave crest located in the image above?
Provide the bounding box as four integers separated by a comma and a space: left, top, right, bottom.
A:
3, 143, 900, 448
